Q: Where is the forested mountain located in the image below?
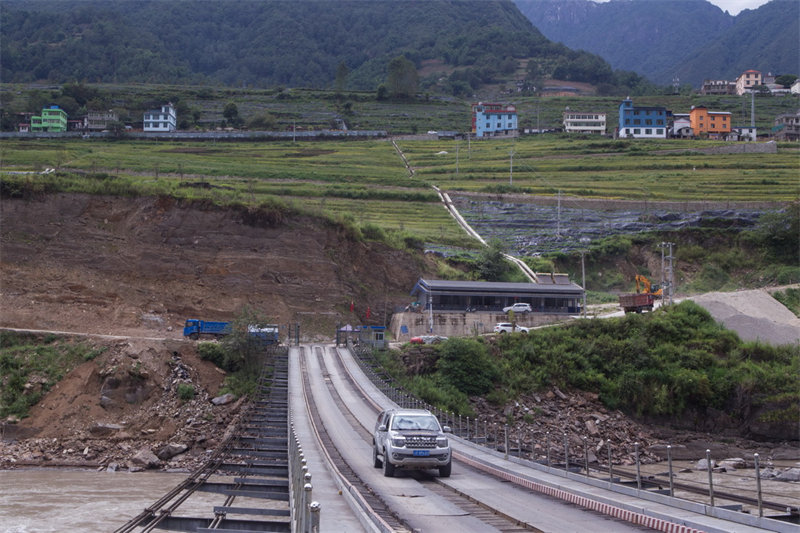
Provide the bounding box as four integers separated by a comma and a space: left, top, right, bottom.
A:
513, 0, 798, 86
0, 0, 653, 95
664, 1, 800, 86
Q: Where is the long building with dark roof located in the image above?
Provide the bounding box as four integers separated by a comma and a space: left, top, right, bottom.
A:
410, 277, 584, 314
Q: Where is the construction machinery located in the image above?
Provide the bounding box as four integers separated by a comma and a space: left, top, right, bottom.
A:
619, 275, 662, 313
635, 274, 663, 297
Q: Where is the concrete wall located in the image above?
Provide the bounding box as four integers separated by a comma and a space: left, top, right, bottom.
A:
389, 311, 573, 340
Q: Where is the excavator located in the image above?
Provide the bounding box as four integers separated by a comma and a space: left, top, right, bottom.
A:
635, 274, 663, 298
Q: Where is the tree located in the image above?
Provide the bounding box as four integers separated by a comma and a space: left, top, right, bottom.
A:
223, 102, 241, 127
476, 239, 512, 282
437, 338, 499, 396
220, 306, 276, 375
247, 112, 278, 130
774, 74, 798, 88
386, 56, 418, 99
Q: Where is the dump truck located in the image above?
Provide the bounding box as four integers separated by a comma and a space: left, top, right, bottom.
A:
183, 319, 231, 340
183, 319, 281, 344
619, 293, 656, 313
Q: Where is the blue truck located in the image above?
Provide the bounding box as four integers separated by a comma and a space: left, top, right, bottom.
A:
183, 319, 280, 345
183, 319, 231, 340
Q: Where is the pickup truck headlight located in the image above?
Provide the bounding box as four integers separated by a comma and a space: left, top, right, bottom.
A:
436, 436, 448, 448
391, 436, 406, 448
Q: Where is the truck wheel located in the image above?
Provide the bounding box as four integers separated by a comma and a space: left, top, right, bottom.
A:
383, 456, 395, 477
372, 445, 382, 468
189, 333, 199, 340
438, 461, 452, 478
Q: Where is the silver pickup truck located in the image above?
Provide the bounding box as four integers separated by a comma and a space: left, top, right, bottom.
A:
372, 408, 452, 477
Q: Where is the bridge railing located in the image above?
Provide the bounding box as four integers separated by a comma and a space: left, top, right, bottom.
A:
348, 344, 798, 526
289, 399, 320, 532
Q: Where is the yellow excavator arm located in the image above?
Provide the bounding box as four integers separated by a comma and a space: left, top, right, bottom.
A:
635, 274, 663, 297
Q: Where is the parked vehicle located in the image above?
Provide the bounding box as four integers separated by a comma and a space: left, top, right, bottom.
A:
372, 408, 451, 477
184, 320, 280, 344
618, 275, 661, 313
494, 322, 529, 334
618, 293, 656, 313
183, 319, 231, 340
502, 302, 532, 314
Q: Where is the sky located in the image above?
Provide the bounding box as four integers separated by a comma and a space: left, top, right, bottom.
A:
706, 0, 771, 15
593, 0, 772, 16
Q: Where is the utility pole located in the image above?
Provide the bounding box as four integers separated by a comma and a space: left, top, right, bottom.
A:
456, 142, 459, 176
661, 241, 675, 305
580, 237, 590, 318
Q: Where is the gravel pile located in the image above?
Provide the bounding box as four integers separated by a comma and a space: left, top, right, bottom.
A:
690, 288, 800, 346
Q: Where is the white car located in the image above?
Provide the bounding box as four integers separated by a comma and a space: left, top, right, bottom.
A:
503, 303, 532, 314
373, 409, 452, 477
494, 322, 529, 334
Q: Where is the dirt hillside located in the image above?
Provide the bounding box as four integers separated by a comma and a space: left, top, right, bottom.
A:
0, 193, 436, 469
1, 193, 430, 336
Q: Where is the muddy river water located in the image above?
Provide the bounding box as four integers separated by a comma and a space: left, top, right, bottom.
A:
0, 469, 220, 532
2, 462, 797, 531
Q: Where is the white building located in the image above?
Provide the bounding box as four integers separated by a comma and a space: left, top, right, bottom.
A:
735, 70, 762, 95
562, 108, 606, 134
671, 114, 693, 138
143, 103, 176, 132
791, 79, 800, 95
732, 126, 757, 141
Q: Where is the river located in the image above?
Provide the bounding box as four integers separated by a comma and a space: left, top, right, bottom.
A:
0, 469, 219, 532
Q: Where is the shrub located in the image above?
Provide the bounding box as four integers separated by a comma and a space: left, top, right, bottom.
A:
197, 342, 226, 368
437, 337, 499, 396
177, 383, 195, 401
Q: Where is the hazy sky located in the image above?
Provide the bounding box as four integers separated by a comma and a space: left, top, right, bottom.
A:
593, 0, 772, 16
707, 0, 771, 15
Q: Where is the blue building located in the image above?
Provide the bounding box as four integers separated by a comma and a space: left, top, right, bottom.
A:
471, 102, 518, 138
618, 98, 667, 139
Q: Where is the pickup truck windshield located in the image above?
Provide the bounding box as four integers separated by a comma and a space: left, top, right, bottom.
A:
391, 415, 440, 431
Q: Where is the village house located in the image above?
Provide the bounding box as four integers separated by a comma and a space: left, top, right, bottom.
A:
772, 110, 800, 141
85, 110, 119, 131
700, 79, 735, 95
562, 108, 606, 135
471, 102, 518, 138
735, 70, 762, 95
617, 98, 667, 139
143, 103, 176, 132
670, 114, 693, 138
689, 106, 732, 139
30, 105, 68, 133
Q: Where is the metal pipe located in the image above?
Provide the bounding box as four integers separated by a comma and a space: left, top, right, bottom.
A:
754, 453, 763, 517
607, 441, 613, 482
667, 445, 674, 497
564, 433, 569, 472
635, 442, 641, 492
504, 424, 509, 460
706, 449, 715, 507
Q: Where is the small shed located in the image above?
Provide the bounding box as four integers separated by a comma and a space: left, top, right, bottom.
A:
358, 326, 386, 349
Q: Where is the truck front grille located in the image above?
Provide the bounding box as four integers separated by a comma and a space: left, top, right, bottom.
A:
404, 436, 437, 449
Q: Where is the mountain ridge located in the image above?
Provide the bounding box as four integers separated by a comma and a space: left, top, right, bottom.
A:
513, 0, 798, 86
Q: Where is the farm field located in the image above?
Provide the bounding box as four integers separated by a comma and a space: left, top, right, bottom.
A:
1, 136, 796, 256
